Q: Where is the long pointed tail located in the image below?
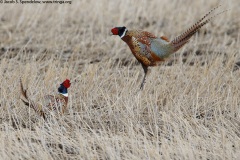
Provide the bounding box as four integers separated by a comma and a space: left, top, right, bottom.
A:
20, 79, 46, 120
170, 5, 227, 52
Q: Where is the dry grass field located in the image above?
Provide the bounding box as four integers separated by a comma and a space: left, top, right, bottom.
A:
0, 0, 240, 159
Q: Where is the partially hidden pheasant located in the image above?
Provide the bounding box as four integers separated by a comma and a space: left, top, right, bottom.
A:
111, 6, 225, 89
20, 79, 71, 120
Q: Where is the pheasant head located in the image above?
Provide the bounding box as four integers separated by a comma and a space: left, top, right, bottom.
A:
111, 26, 128, 38
58, 79, 71, 97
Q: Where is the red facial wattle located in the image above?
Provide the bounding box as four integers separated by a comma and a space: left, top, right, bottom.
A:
111, 28, 118, 35
63, 79, 71, 88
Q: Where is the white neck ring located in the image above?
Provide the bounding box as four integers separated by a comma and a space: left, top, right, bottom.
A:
120, 29, 127, 38
60, 93, 68, 97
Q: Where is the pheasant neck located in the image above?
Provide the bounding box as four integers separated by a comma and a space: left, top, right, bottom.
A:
60, 93, 68, 97
60, 93, 68, 103
120, 29, 128, 38
121, 34, 131, 43
64, 96, 68, 104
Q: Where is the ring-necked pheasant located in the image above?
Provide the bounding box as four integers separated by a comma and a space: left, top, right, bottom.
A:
111, 5, 226, 89
20, 79, 71, 120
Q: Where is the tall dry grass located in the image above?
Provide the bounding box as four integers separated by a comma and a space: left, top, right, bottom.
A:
0, 0, 239, 159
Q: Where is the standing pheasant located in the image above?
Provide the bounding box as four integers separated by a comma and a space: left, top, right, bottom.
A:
20, 79, 71, 120
111, 6, 225, 89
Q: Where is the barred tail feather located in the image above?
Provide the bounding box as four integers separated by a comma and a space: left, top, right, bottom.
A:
171, 5, 227, 52
20, 79, 46, 120
21, 99, 29, 106
20, 78, 28, 100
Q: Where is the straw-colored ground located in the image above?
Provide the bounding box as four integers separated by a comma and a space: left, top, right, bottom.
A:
0, 0, 239, 159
